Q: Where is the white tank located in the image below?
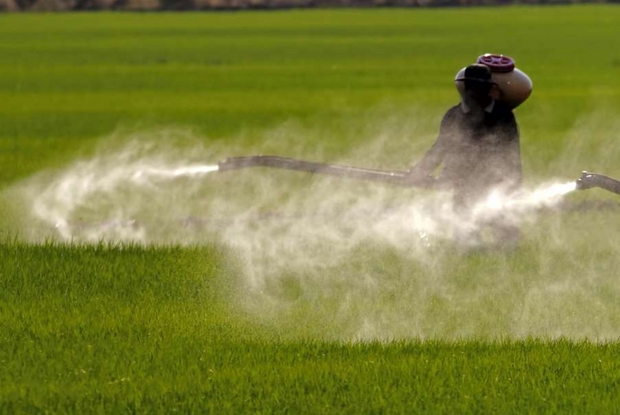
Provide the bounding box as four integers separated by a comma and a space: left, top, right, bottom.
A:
455, 54, 533, 109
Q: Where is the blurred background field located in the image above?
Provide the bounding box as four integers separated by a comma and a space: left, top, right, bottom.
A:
2, 6, 620, 413
0, 7, 619, 186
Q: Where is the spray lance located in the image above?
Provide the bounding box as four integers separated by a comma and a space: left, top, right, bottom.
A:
215, 150, 620, 199
576, 172, 620, 195
218, 157, 620, 197
218, 155, 437, 188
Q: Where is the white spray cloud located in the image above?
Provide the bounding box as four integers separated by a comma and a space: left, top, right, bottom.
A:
3, 116, 620, 341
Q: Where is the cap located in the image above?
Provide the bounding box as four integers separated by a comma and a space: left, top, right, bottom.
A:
455, 64, 494, 84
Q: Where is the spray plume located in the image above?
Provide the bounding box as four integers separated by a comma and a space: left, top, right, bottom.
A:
2, 117, 620, 341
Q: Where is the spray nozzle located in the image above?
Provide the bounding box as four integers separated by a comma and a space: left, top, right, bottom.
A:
576, 171, 597, 190
576, 171, 620, 195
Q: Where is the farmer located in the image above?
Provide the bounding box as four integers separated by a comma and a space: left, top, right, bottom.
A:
408, 64, 522, 248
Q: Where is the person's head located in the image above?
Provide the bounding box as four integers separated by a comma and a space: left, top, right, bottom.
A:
457, 64, 494, 107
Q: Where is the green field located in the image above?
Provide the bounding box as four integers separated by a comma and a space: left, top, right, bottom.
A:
2, 6, 620, 413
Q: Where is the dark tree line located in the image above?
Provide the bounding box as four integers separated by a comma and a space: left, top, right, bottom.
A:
0, 0, 614, 12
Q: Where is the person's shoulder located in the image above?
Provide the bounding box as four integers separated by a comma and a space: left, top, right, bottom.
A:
446, 103, 462, 114
442, 104, 462, 120
438, 104, 462, 129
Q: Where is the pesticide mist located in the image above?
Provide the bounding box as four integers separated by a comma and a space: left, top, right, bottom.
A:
3, 123, 620, 342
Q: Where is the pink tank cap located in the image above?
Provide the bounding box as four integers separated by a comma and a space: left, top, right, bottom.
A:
477, 54, 515, 73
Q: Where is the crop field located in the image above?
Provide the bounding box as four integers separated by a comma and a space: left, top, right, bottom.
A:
2, 5, 620, 413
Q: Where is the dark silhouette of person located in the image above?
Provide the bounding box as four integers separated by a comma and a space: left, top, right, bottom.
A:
408, 64, 522, 248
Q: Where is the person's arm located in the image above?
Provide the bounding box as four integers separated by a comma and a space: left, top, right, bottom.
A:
503, 112, 522, 190
405, 110, 453, 187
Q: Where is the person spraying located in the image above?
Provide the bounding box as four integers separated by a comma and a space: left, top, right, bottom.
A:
408, 56, 532, 248
217, 52, 620, 250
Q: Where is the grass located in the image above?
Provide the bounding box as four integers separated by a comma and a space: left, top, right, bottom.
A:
2, 5, 620, 413
2, 243, 620, 414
